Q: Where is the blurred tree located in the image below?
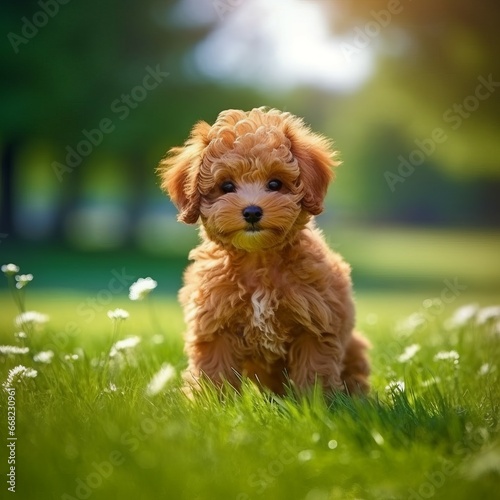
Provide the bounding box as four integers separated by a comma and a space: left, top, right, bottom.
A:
0, 0, 276, 243
2, 0, 499, 244
333, 0, 500, 176
0, 0, 211, 240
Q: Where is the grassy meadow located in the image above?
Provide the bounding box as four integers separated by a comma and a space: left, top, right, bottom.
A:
1, 227, 499, 500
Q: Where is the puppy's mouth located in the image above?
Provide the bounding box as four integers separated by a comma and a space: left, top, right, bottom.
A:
245, 223, 262, 233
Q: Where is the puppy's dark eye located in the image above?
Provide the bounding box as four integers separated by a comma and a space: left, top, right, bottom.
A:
267, 179, 282, 192
221, 181, 236, 193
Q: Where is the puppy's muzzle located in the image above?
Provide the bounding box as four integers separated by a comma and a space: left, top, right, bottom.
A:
242, 205, 263, 224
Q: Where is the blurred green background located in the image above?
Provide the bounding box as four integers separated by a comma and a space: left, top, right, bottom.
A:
1, 0, 499, 304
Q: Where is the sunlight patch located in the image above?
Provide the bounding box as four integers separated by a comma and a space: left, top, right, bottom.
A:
192, 0, 373, 92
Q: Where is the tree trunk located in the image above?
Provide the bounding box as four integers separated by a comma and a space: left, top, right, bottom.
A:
0, 140, 17, 239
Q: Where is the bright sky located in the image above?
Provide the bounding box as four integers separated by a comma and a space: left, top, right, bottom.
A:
172, 0, 375, 93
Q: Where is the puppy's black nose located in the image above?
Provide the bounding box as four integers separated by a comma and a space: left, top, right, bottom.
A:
242, 205, 263, 224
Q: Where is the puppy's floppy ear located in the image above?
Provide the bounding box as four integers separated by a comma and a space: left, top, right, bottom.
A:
158, 121, 211, 224
286, 120, 339, 215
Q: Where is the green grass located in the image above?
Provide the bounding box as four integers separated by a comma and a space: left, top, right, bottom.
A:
329, 226, 500, 293
1, 226, 499, 499
1, 286, 499, 500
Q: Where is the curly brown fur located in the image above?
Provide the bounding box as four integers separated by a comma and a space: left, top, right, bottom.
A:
158, 107, 370, 396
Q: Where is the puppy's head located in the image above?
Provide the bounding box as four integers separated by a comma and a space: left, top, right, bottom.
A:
158, 107, 339, 251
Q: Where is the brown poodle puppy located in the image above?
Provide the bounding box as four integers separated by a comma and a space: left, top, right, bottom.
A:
158, 107, 370, 396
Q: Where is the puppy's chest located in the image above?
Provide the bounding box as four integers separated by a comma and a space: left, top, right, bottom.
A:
233, 269, 298, 355
192, 254, 333, 356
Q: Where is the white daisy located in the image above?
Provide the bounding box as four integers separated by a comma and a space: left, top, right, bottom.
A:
107, 308, 130, 320
434, 350, 460, 364
1, 263, 20, 276
14, 311, 49, 329
447, 304, 479, 328
33, 350, 54, 364
478, 363, 495, 376
397, 344, 421, 363
15, 273, 33, 289
146, 363, 176, 396
129, 277, 157, 301
477, 306, 500, 325
109, 336, 141, 358
0, 345, 29, 355
421, 377, 441, 387
3, 365, 38, 390
385, 380, 405, 393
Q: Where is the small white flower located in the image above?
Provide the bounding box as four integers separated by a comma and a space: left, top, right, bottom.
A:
15, 273, 33, 289
33, 350, 54, 364
478, 363, 495, 376
421, 377, 441, 387
434, 350, 460, 364
297, 450, 314, 462
397, 344, 421, 363
146, 363, 176, 396
14, 311, 49, 329
103, 382, 118, 394
129, 277, 157, 301
64, 354, 79, 361
1, 263, 20, 276
447, 304, 479, 328
3, 365, 38, 390
0, 345, 29, 355
109, 336, 141, 357
107, 308, 129, 320
385, 380, 405, 393
477, 306, 500, 325
14, 331, 27, 339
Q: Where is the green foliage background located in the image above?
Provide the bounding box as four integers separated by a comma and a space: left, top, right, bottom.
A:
1, 0, 500, 248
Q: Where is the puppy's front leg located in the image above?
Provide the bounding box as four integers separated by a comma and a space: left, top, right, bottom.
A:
287, 333, 345, 393
183, 334, 243, 391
